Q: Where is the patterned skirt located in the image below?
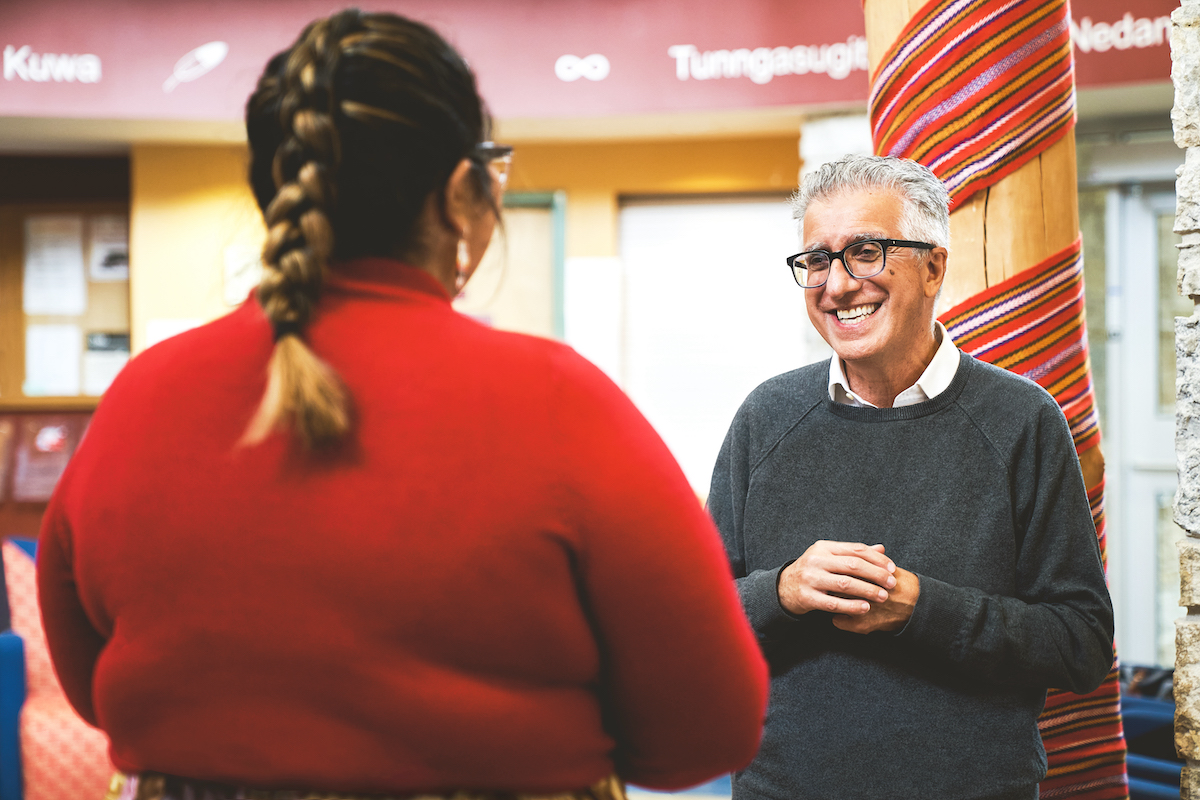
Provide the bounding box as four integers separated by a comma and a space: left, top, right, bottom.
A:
104, 773, 627, 800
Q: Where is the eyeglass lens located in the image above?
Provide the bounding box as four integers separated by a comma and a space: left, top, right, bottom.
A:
794, 241, 887, 287
490, 155, 512, 188
476, 142, 513, 190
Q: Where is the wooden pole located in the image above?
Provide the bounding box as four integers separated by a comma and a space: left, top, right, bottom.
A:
862, 0, 1099, 486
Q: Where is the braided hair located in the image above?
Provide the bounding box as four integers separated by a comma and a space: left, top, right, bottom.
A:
242, 10, 494, 448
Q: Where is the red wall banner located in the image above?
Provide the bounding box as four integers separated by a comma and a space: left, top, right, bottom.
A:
0, 0, 1176, 123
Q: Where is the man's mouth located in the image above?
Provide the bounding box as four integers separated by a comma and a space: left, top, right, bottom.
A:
835, 303, 880, 324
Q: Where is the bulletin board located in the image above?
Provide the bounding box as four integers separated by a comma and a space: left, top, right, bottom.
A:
0, 203, 131, 411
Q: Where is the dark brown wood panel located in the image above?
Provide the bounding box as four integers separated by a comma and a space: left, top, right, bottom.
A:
0, 503, 48, 540
0, 156, 129, 204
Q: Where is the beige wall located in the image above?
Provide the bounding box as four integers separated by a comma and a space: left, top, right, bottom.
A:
507, 136, 800, 258
129, 144, 264, 353
126, 135, 799, 351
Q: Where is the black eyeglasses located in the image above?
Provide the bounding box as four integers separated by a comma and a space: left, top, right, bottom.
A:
785, 238, 936, 288
474, 142, 513, 188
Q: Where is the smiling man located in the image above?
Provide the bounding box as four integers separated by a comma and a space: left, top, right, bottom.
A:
708, 155, 1114, 800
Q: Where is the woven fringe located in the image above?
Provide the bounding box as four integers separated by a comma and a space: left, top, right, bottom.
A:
105, 773, 628, 800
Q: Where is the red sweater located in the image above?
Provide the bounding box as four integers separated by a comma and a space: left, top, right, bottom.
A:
37, 258, 767, 794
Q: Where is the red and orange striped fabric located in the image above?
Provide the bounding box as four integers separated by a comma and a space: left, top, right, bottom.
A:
869, 0, 1076, 210
939, 239, 1128, 799
940, 237, 1099, 457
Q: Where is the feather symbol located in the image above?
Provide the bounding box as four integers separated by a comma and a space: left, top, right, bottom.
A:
163, 41, 228, 93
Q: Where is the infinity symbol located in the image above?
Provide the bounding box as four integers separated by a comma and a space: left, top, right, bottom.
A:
555, 54, 610, 82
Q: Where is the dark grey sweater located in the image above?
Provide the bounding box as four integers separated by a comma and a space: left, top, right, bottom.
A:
708, 352, 1114, 800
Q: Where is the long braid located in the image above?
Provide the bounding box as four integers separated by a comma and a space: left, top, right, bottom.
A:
242, 10, 493, 448
243, 15, 354, 449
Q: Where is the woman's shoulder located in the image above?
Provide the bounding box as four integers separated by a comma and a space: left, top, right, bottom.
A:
111, 302, 268, 395
453, 322, 643, 432
453, 317, 617, 387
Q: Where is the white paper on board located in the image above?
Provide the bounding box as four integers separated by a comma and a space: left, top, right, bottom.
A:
83, 352, 130, 395
83, 332, 131, 396
89, 215, 130, 281
24, 324, 82, 397
24, 215, 87, 315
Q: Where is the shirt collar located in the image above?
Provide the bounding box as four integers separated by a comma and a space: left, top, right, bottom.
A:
827, 321, 959, 408
323, 257, 452, 303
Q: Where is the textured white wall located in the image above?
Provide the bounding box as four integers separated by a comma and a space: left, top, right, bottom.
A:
1172, 3, 1200, 793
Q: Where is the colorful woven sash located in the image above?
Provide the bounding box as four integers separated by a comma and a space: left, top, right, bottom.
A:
941, 238, 1099, 456
869, 0, 1076, 210
938, 239, 1127, 798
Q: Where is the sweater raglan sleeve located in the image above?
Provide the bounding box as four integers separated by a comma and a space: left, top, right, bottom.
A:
552, 348, 767, 792
37, 488, 106, 727
708, 407, 815, 657
896, 400, 1115, 694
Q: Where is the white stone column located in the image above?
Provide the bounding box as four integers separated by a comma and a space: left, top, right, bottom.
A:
1175, 3, 1200, 795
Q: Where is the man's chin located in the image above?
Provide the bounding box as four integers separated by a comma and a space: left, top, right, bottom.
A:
824, 324, 879, 356
827, 333, 884, 366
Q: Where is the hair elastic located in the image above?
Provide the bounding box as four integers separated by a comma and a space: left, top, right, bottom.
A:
272, 320, 304, 341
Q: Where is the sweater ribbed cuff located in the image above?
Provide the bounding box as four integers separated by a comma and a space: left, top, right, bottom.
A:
738, 561, 803, 637
893, 573, 977, 658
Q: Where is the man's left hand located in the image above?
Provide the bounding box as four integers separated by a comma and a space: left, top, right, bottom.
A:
832, 567, 920, 634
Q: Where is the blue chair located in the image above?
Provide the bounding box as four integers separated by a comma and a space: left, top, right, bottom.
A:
0, 630, 23, 800
0, 538, 31, 800
1122, 693, 1181, 799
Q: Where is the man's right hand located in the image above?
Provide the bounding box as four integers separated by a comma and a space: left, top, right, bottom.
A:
778, 541, 896, 616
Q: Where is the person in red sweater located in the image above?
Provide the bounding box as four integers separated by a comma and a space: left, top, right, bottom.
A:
35, 10, 766, 800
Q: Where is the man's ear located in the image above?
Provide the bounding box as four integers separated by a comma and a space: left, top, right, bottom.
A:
440, 158, 477, 238
924, 247, 948, 299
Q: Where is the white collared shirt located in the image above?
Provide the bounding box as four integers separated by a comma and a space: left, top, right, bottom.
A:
828, 321, 960, 408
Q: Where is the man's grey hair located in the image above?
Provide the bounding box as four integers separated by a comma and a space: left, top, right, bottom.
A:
790, 155, 951, 251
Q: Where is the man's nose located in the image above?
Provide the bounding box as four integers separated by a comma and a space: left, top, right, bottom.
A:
823, 255, 862, 296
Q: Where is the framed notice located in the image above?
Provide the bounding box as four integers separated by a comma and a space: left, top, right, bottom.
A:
11, 415, 83, 502
88, 215, 129, 282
